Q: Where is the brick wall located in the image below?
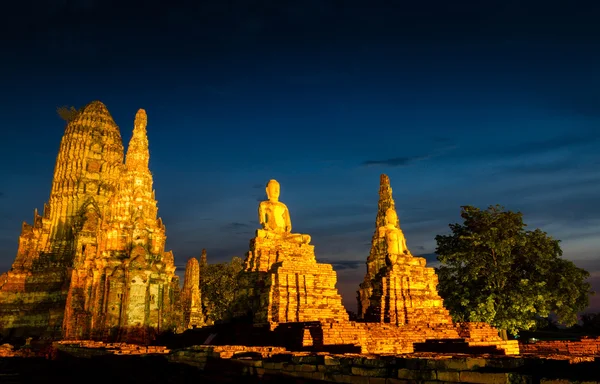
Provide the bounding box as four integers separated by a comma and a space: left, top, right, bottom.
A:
520, 337, 600, 356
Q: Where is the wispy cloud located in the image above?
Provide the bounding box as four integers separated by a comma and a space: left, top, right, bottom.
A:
222, 221, 252, 234
362, 155, 431, 167
361, 144, 457, 168
498, 131, 600, 157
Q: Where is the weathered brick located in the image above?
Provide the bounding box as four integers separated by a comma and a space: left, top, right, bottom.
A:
398, 368, 436, 380
437, 370, 461, 382
295, 364, 317, 372
460, 371, 509, 384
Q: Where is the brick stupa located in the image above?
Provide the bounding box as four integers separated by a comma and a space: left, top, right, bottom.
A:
357, 174, 452, 325
237, 179, 349, 326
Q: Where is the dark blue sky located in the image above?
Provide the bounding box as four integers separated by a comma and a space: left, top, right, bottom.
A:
1, 0, 599, 312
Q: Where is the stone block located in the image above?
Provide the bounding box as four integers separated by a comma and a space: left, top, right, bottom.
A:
351, 367, 388, 377
295, 364, 317, 372
397, 368, 436, 380
459, 371, 510, 384
263, 362, 285, 370
436, 370, 461, 382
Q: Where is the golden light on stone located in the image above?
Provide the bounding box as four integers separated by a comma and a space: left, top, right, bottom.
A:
237, 179, 349, 324
0, 101, 180, 342
0, 105, 519, 356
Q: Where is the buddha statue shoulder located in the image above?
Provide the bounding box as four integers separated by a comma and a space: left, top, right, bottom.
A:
256, 179, 311, 244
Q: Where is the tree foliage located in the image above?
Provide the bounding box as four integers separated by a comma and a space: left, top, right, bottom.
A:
200, 256, 243, 323
435, 205, 593, 335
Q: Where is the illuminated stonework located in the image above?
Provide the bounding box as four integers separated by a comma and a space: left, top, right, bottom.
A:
357, 174, 452, 325
237, 179, 349, 325
181, 257, 204, 329
0, 102, 180, 341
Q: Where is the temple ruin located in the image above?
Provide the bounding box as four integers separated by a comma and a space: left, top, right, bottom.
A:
0, 102, 182, 341
357, 174, 452, 325
236, 179, 349, 325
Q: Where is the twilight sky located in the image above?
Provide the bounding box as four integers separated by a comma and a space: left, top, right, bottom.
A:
1, 0, 599, 312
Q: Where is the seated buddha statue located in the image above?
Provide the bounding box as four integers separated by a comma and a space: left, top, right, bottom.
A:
256, 179, 311, 245
378, 208, 409, 265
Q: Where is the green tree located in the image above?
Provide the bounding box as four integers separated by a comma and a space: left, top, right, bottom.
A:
200, 256, 243, 323
435, 205, 593, 336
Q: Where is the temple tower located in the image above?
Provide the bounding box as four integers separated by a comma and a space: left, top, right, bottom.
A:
63, 108, 180, 342
357, 174, 397, 318
0, 102, 181, 342
47, 101, 124, 259
357, 174, 452, 325
0, 101, 125, 338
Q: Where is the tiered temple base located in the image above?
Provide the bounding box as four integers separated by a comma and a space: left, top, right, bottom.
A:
289, 320, 519, 355
364, 255, 453, 325
239, 235, 349, 325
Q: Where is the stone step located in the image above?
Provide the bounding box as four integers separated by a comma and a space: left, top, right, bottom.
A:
414, 339, 502, 355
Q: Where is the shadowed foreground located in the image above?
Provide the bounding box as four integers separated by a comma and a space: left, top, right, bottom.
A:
0, 354, 319, 384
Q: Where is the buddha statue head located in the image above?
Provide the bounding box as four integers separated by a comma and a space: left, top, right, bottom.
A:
266, 179, 280, 202
385, 208, 398, 227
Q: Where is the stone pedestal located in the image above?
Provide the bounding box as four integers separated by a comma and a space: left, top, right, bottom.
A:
364, 255, 452, 325
239, 234, 348, 325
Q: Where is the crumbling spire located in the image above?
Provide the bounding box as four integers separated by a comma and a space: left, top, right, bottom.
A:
125, 109, 150, 171
49, 100, 124, 229
199, 249, 207, 282
357, 174, 402, 319
182, 257, 204, 329
374, 174, 400, 229
367, 174, 399, 274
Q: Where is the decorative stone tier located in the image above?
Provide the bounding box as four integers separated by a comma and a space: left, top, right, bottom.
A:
244, 235, 317, 273
364, 255, 453, 325
239, 235, 349, 325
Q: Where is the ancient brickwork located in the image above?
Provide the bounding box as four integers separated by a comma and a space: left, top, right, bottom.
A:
0, 102, 180, 341
181, 257, 204, 329
237, 180, 348, 325
0, 102, 125, 338
519, 336, 600, 356
357, 174, 398, 318
358, 174, 452, 326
